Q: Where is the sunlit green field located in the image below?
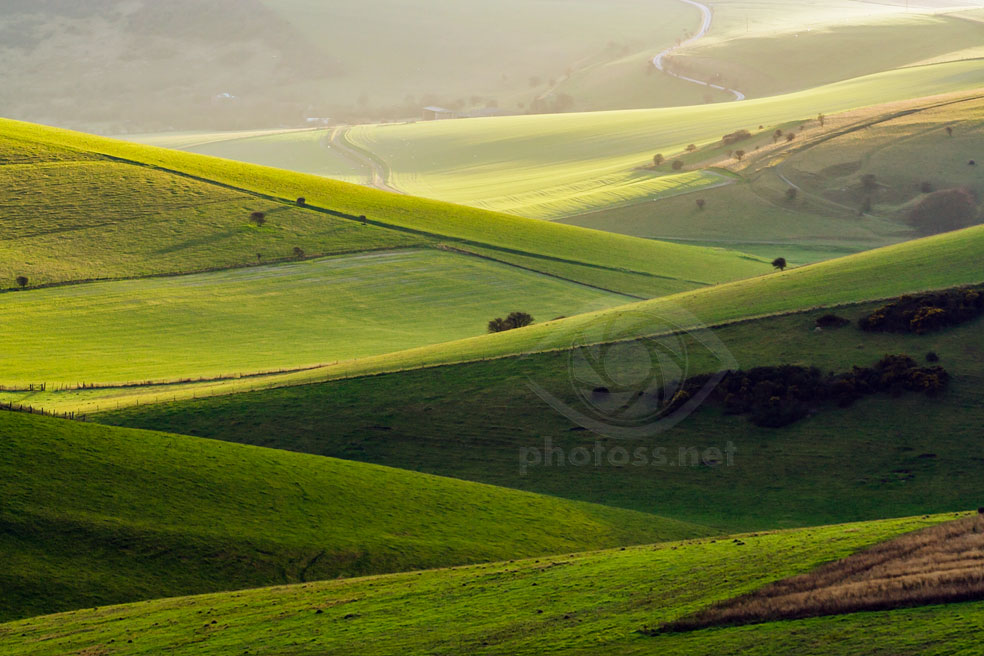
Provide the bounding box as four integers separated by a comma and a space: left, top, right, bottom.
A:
1, 118, 767, 296
0, 411, 705, 622
564, 93, 984, 263
344, 60, 984, 218
7, 224, 981, 413
0, 513, 965, 656
0, 249, 635, 385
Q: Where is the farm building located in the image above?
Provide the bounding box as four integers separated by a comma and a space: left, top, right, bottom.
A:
422, 106, 457, 121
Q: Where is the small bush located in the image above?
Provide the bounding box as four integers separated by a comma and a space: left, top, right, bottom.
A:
919, 181, 934, 194
926, 352, 940, 363
721, 129, 752, 146
696, 198, 706, 210
785, 187, 798, 201
815, 314, 849, 329
249, 211, 267, 226
292, 246, 305, 259
296, 197, 306, 206
671, 160, 685, 171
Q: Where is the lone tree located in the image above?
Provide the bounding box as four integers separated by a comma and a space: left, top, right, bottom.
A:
671, 159, 685, 171
785, 187, 798, 201
817, 113, 826, 128
860, 173, 879, 192
773, 129, 783, 143
256, 253, 262, 262
771, 257, 787, 272
653, 153, 665, 167
296, 197, 306, 207
734, 149, 746, 162
946, 126, 953, 137
696, 198, 706, 210
488, 311, 535, 333
292, 246, 305, 259
250, 211, 267, 226
785, 133, 796, 143
360, 214, 367, 225
15, 275, 28, 288
686, 144, 697, 153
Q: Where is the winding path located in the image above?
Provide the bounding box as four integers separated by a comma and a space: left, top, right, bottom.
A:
652, 0, 745, 101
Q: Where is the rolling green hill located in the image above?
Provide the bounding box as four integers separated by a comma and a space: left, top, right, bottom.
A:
98, 286, 984, 531
6, 223, 981, 414
0, 117, 767, 296
342, 60, 984, 218
0, 411, 707, 622
0, 513, 964, 655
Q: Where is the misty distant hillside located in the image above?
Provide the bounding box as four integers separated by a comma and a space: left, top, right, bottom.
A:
0, 0, 338, 132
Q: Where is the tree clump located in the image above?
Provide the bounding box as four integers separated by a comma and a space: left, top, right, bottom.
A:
488, 311, 535, 333
671, 356, 949, 429
907, 188, 979, 236
859, 288, 984, 334
721, 129, 752, 146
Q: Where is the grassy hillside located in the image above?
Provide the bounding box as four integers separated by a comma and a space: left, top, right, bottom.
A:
99, 289, 984, 531
0, 411, 707, 622
0, 514, 965, 655
7, 223, 981, 413
564, 92, 984, 264
0, 118, 767, 295
0, 249, 633, 385
343, 60, 984, 218
670, 9, 984, 100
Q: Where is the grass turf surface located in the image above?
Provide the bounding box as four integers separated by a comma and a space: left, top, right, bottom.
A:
0, 411, 707, 622
98, 291, 984, 532
0, 248, 633, 385
0, 513, 965, 655
0, 117, 768, 294
7, 223, 981, 413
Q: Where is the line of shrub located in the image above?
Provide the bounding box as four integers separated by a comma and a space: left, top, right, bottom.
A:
859, 287, 984, 334
669, 354, 948, 428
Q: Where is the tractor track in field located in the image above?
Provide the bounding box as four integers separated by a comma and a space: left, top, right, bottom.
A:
326, 127, 403, 194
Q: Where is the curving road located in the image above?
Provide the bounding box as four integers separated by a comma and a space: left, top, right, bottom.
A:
652, 0, 745, 101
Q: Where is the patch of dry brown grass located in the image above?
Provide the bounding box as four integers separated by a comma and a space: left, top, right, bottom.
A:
660, 513, 984, 632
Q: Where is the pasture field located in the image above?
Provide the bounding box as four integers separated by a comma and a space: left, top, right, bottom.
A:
0, 411, 706, 622
100, 291, 984, 531
0, 118, 768, 294
0, 249, 633, 385
7, 223, 981, 413
0, 514, 966, 656
344, 60, 984, 218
